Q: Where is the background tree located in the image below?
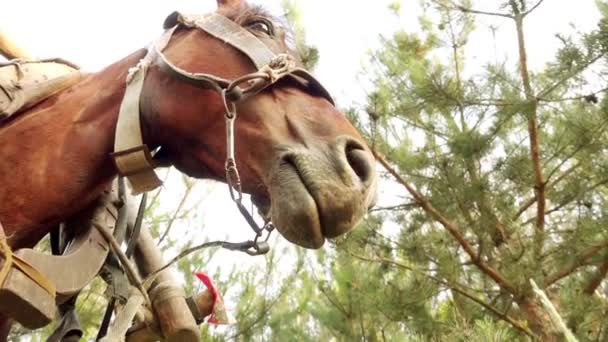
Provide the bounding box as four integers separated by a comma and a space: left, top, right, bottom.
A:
342, 0, 608, 340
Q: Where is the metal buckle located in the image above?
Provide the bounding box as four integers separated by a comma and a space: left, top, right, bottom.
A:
110, 145, 157, 177
221, 222, 274, 256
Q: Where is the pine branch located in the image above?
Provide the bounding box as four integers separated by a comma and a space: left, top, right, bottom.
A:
584, 253, 608, 295
372, 150, 518, 295
513, 14, 547, 264
538, 87, 608, 103
228, 276, 291, 340
522, 0, 546, 17
319, 282, 351, 318
442, 0, 514, 19
446, 10, 466, 130
145, 168, 171, 211
463, 98, 515, 107
513, 163, 581, 221
537, 53, 606, 99
349, 252, 535, 338
443, 11, 509, 247
456, 6, 513, 18
307, 259, 351, 319
529, 279, 578, 342
520, 177, 608, 226
369, 203, 419, 213
435, 160, 478, 231
521, 113, 608, 219
544, 240, 608, 287
157, 180, 195, 245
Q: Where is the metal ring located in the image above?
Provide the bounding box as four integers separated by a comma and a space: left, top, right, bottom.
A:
221, 89, 237, 119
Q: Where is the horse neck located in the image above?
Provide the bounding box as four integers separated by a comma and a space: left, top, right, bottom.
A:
0, 50, 146, 248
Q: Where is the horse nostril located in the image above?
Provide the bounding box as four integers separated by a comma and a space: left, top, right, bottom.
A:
344, 140, 373, 185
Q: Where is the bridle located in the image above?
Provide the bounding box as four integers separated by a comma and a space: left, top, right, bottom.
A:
112, 12, 334, 255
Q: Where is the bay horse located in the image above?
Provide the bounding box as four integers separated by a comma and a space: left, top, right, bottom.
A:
0, 0, 377, 338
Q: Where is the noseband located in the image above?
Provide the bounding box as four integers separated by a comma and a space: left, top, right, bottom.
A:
112, 12, 334, 255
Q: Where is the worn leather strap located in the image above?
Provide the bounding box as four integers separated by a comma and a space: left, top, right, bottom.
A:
157, 15, 334, 104
155, 49, 229, 92
113, 27, 177, 194
196, 14, 276, 69
164, 10, 277, 68
0, 222, 56, 298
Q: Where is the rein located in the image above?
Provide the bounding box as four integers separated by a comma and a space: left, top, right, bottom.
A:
112, 12, 334, 255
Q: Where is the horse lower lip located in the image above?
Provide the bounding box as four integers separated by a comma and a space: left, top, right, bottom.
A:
269, 161, 325, 248
284, 161, 327, 235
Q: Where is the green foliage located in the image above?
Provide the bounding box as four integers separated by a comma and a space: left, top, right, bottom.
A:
282, 0, 319, 70
342, 0, 608, 340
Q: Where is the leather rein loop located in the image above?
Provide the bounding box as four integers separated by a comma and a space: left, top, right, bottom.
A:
113, 12, 334, 255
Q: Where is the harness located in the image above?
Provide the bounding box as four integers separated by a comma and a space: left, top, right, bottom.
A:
112, 12, 334, 255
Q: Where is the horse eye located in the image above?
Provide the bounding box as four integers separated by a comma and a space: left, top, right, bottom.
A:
248, 19, 274, 36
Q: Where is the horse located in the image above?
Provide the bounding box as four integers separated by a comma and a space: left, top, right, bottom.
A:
0, 0, 377, 338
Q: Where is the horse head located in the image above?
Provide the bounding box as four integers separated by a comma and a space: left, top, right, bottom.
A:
131, 0, 378, 249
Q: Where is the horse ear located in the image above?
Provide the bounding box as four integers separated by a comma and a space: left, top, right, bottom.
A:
216, 0, 245, 10
163, 11, 181, 29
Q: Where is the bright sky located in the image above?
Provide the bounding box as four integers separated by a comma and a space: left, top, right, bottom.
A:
0, 0, 602, 307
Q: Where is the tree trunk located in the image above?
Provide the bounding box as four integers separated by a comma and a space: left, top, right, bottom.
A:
518, 297, 562, 341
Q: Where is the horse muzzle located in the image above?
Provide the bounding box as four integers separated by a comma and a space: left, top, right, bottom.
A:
268, 136, 377, 248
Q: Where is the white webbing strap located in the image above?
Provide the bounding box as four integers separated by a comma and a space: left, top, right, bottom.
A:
113, 27, 177, 194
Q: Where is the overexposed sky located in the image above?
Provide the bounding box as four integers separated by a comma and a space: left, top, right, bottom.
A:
1, 0, 599, 97
0, 0, 400, 105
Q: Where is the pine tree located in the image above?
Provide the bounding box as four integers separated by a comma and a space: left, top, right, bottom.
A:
342, 0, 608, 340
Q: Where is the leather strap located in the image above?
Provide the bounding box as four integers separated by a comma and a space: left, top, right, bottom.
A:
164, 12, 276, 69
157, 15, 334, 104
0, 221, 56, 298
196, 14, 276, 69
155, 49, 229, 92
112, 27, 177, 194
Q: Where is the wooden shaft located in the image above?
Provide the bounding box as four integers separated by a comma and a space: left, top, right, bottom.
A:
100, 291, 144, 342
192, 290, 214, 319
0, 29, 33, 60
131, 227, 200, 342
126, 289, 214, 342
94, 222, 150, 305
